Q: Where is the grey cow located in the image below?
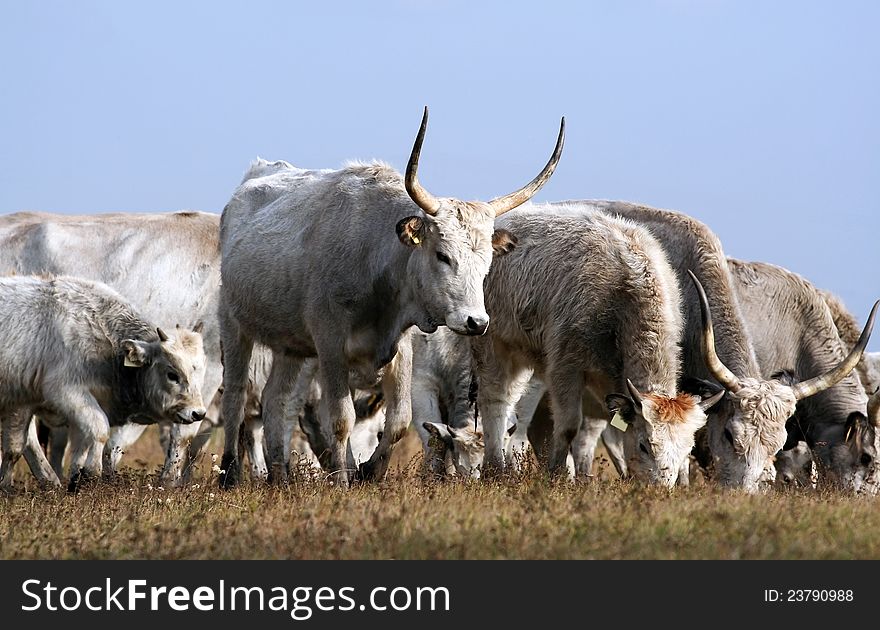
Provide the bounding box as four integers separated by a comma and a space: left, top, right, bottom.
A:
471, 208, 724, 487
541, 201, 873, 492
0, 276, 206, 490
217, 108, 564, 487
0, 210, 266, 486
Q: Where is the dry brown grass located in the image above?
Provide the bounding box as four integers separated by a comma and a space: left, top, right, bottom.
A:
2, 426, 880, 560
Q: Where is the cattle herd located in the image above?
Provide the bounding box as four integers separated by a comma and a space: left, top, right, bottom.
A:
0, 107, 878, 498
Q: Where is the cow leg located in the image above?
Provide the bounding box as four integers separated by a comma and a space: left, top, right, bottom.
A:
507, 377, 546, 472
56, 391, 110, 490
0, 412, 30, 491
315, 349, 357, 487
412, 383, 445, 474
159, 420, 201, 488
23, 418, 62, 489
570, 416, 607, 478
472, 338, 533, 476
360, 333, 413, 481
600, 423, 629, 478
243, 417, 268, 480
180, 419, 217, 482
102, 423, 147, 479
546, 369, 585, 477
218, 311, 254, 489
262, 352, 303, 485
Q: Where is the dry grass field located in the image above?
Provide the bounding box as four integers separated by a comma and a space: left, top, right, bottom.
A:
2, 426, 880, 560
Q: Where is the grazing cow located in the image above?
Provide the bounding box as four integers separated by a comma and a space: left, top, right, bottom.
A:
719, 260, 878, 492
0, 210, 229, 486
0, 276, 206, 490
523, 257, 878, 492
471, 208, 724, 487
217, 108, 564, 487
536, 200, 872, 492
774, 441, 816, 488
410, 328, 479, 474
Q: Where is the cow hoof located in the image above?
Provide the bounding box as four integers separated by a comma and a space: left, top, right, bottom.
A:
218, 454, 240, 490
267, 464, 288, 486
356, 461, 376, 482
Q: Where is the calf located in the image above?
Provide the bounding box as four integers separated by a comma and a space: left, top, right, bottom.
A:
0, 276, 206, 490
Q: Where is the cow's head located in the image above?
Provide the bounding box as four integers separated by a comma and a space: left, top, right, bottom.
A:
399, 107, 563, 336
422, 421, 517, 479
121, 324, 207, 424
606, 382, 723, 487
686, 271, 878, 493
774, 441, 817, 489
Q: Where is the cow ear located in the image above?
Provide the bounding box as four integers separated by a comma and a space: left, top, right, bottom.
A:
122, 339, 151, 368
605, 394, 636, 423
680, 377, 723, 399
423, 422, 453, 445
192, 321, 205, 334
397, 216, 427, 248
845, 412, 868, 444
492, 229, 518, 256
771, 369, 798, 387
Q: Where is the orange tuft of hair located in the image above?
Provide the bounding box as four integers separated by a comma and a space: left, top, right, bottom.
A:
643, 393, 699, 424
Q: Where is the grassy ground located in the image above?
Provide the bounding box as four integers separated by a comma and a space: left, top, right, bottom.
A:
2, 426, 879, 560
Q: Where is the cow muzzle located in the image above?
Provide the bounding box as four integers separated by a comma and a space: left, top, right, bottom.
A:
176, 407, 207, 424
446, 311, 489, 336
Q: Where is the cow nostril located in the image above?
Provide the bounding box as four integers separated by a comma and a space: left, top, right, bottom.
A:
466, 316, 488, 335
191, 409, 206, 422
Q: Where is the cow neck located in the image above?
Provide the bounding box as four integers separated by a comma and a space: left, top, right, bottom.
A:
107, 357, 156, 425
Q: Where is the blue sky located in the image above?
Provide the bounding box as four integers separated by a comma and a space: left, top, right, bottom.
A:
1, 1, 878, 347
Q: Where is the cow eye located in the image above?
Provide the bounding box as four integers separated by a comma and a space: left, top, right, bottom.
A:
861, 453, 873, 467
724, 428, 734, 445
167, 371, 180, 383
639, 442, 650, 455
376, 431, 384, 441
435, 251, 451, 266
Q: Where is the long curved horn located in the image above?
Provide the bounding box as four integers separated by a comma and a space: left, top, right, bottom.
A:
687, 270, 743, 393
405, 106, 440, 216
488, 117, 565, 217
792, 300, 879, 401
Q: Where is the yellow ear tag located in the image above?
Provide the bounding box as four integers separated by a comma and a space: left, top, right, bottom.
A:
411, 236, 420, 245
610, 411, 628, 432
124, 355, 138, 367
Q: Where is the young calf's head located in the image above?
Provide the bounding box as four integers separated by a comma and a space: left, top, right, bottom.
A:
687, 272, 878, 493
774, 441, 817, 489
422, 421, 517, 479
606, 381, 723, 487
121, 324, 207, 424
398, 107, 563, 337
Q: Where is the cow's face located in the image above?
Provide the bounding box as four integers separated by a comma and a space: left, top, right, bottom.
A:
701, 378, 794, 493
400, 107, 563, 337
422, 422, 486, 478
774, 441, 817, 488
122, 326, 207, 424
606, 386, 720, 488
812, 413, 877, 493
398, 203, 513, 336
